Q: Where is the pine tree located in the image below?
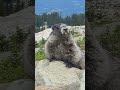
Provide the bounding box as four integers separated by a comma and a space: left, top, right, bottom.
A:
28, 0, 34, 6
9, 1, 14, 14
20, 1, 25, 10
15, 0, 21, 12
0, 0, 4, 16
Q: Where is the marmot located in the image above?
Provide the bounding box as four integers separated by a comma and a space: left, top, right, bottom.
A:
86, 20, 120, 90
45, 23, 85, 69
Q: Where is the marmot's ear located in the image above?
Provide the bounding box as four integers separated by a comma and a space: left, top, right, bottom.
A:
51, 25, 55, 30
51, 24, 59, 30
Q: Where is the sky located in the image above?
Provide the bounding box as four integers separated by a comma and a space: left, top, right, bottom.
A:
35, 0, 85, 16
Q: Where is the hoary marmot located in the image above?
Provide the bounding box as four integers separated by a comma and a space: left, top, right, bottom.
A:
45, 23, 85, 69
86, 20, 120, 90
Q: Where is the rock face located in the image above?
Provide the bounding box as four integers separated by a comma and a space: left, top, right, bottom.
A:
0, 6, 34, 36
0, 83, 9, 90
35, 60, 85, 90
6, 79, 34, 90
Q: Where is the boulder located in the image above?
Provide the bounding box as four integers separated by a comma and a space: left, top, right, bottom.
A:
35, 60, 85, 90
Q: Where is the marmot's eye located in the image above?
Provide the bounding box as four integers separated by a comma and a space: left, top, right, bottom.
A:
56, 27, 59, 29
52, 25, 59, 30
64, 29, 68, 31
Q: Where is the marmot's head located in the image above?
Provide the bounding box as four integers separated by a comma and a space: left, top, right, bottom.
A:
51, 23, 70, 37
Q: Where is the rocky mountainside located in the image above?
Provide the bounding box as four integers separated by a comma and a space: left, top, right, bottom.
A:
0, 6, 34, 36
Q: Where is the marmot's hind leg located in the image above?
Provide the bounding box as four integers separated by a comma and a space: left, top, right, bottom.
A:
46, 55, 55, 62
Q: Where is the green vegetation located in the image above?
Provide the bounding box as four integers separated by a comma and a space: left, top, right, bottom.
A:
0, 26, 28, 51
70, 29, 85, 50
77, 37, 85, 50
86, 7, 113, 25
93, 17, 112, 25
100, 25, 120, 58
35, 38, 46, 61
0, 26, 28, 83
35, 51, 45, 61
0, 0, 34, 17
35, 12, 85, 32
71, 31, 81, 37
35, 38, 46, 48
0, 58, 24, 83
0, 33, 9, 51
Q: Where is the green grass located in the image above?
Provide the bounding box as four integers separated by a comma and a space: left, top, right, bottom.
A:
35, 50, 45, 61
76, 37, 85, 50
35, 38, 46, 61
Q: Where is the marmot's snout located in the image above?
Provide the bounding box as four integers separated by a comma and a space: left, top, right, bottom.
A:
61, 28, 70, 36
60, 25, 70, 37
51, 23, 70, 37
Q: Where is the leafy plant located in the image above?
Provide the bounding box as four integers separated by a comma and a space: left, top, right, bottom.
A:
35, 50, 45, 61
0, 26, 29, 83
77, 37, 85, 50
100, 25, 120, 58
35, 38, 46, 48
0, 57, 24, 83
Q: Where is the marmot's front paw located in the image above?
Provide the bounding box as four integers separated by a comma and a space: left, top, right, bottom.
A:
78, 61, 85, 69
47, 56, 55, 62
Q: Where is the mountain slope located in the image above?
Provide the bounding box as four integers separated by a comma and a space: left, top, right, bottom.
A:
0, 6, 34, 35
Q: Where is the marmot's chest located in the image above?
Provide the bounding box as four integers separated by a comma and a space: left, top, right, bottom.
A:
50, 42, 73, 54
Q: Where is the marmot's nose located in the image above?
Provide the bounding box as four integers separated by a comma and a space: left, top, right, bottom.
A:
63, 29, 69, 36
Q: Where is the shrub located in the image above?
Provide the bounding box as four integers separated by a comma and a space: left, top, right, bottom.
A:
0, 33, 9, 51
100, 25, 120, 58
35, 41, 39, 48
77, 36, 85, 50
0, 26, 29, 83
35, 50, 45, 61
35, 38, 46, 48
0, 58, 24, 83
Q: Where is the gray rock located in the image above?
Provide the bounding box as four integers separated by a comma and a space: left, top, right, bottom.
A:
0, 83, 9, 90
6, 79, 34, 90
35, 60, 85, 90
